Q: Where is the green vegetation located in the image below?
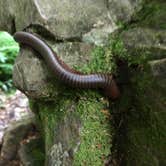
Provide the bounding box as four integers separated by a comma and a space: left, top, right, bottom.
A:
29, 0, 166, 165
30, 90, 112, 165
73, 92, 111, 166
0, 31, 19, 91
75, 46, 115, 73
103, 0, 166, 165
22, 138, 45, 166
133, 0, 166, 29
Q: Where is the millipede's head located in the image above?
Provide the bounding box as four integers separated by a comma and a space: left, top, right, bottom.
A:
104, 79, 120, 99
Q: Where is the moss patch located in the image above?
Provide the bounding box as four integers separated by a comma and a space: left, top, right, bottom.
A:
29, 1, 166, 165
128, 64, 166, 165
73, 92, 112, 165
102, 32, 166, 165
131, 0, 166, 30
20, 138, 45, 166
102, 1, 166, 164
30, 90, 113, 165
74, 46, 115, 73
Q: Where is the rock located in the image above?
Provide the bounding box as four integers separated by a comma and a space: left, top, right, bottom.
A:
121, 28, 166, 59
149, 58, 166, 88
3, 0, 165, 165
149, 58, 166, 78
47, 113, 81, 166
0, 90, 30, 143
18, 138, 44, 166
0, 0, 142, 45
13, 42, 94, 99
0, 114, 35, 164
12, 46, 57, 99
108, 0, 143, 22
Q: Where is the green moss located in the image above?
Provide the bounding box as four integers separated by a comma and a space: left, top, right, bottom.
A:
31, 25, 156, 165
29, 1, 166, 164
30, 89, 112, 165
100, 5, 166, 163
30, 97, 70, 152
104, 32, 166, 165
125, 69, 166, 165
131, 0, 166, 29
37, 99, 70, 151
73, 93, 112, 165
20, 138, 45, 166
74, 46, 115, 73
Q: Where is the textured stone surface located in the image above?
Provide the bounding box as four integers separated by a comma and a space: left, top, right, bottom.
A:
47, 113, 81, 166
13, 42, 93, 99
0, 0, 142, 45
108, 0, 143, 22
149, 58, 166, 89
19, 138, 44, 166
12, 46, 58, 99
121, 28, 166, 59
0, 114, 35, 165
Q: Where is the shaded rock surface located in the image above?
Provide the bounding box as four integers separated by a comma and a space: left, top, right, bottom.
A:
149, 58, 166, 78
19, 137, 44, 166
0, 114, 36, 165
121, 28, 166, 59
109, 1, 166, 165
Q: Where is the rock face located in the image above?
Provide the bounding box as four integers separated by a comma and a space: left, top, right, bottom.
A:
13, 42, 94, 99
0, 0, 142, 45
150, 58, 166, 79
121, 28, 166, 59
1, 0, 166, 166
0, 114, 35, 165
18, 137, 44, 166
108, 1, 166, 165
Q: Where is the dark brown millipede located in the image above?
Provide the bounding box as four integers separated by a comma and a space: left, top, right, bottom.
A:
14, 31, 120, 99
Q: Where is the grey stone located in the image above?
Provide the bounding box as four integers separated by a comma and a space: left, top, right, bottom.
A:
0, 0, 142, 45
18, 138, 44, 166
13, 46, 58, 99
149, 58, 166, 78
47, 113, 81, 166
149, 58, 166, 88
0, 114, 35, 164
13, 42, 94, 99
121, 28, 166, 59
108, 0, 143, 22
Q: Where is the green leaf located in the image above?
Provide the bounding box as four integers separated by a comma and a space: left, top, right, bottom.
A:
0, 64, 13, 74
0, 52, 7, 63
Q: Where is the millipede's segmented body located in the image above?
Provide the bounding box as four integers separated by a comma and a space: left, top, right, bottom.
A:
14, 32, 120, 99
